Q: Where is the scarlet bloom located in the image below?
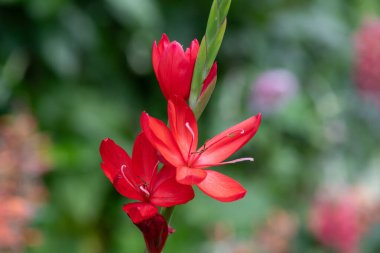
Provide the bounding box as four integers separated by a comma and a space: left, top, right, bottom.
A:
152, 33, 217, 101
141, 98, 261, 202
134, 214, 170, 253
99, 133, 194, 223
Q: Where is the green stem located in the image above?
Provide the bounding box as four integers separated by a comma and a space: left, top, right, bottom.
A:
156, 0, 232, 251
189, 0, 231, 108
161, 206, 175, 224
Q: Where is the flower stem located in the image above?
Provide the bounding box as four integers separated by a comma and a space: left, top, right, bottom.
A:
161, 206, 175, 223
189, 0, 231, 108
156, 0, 232, 250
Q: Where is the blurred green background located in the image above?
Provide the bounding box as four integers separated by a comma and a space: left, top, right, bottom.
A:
1, 0, 380, 252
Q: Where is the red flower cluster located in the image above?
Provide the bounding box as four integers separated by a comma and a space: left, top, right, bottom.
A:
99, 34, 261, 252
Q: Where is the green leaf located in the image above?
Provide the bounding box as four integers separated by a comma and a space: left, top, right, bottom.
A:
206, 18, 226, 70
189, 0, 231, 113
189, 37, 207, 108
193, 76, 217, 119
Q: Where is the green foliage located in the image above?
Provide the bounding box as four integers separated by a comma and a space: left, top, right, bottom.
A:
189, 0, 230, 109
2, 0, 380, 252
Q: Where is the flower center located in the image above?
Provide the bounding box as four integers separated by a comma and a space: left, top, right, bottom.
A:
121, 165, 151, 199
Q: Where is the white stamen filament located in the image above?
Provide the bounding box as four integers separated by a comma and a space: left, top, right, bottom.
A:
219, 157, 254, 165
139, 185, 150, 198
185, 122, 195, 160
121, 165, 135, 187
199, 157, 254, 167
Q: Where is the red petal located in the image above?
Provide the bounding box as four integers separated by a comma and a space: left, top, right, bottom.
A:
141, 112, 185, 167
123, 202, 158, 224
134, 214, 169, 253
150, 165, 195, 206
132, 133, 159, 184
201, 62, 217, 95
100, 139, 142, 200
99, 138, 131, 182
157, 42, 191, 100
152, 34, 169, 78
168, 98, 198, 161
185, 39, 199, 69
157, 34, 170, 54
112, 173, 144, 201
184, 39, 199, 99
176, 166, 207, 185
197, 170, 246, 202
193, 114, 262, 167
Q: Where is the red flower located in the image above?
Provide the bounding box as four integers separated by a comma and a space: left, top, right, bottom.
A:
152, 34, 217, 101
141, 98, 261, 202
133, 214, 170, 253
99, 133, 194, 223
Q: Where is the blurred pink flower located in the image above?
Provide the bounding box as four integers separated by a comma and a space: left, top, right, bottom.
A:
249, 69, 299, 114
255, 210, 298, 253
354, 18, 380, 107
309, 191, 362, 253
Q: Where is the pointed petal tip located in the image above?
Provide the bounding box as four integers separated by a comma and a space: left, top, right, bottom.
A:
99, 138, 115, 153
141, 111, 149, 120
190, 38, 200, 47
253, 113, 262, 130
169, 41, 186, 51
157, 33, 170, 46
161, 33, 169, 40
101, 137, 111, 143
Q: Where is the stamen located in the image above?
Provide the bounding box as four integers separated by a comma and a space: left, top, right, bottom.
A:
218, 157, 254, 165
139, 185, 150, 198
191, 128, 246, 165
191, 143, 207, 155
200, 157, 254, 167
121, 164, 136, 187
185, 122, 195, 160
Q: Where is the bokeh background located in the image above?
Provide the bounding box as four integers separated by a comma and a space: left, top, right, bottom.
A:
1, 0, 380, 252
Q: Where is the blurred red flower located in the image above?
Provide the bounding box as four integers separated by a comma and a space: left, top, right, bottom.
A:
309, 194, 362, 253
141, 97, 261, 202
354, 18, 380, 107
